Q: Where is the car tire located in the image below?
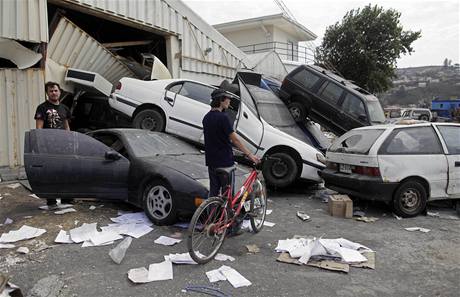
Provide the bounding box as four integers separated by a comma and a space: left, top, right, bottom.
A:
392, 180, 427, 218
262, 152, 298, 188
142, 180, 177, 225
456, 200, 460, 216
133, 109, 165, 131
419, 115, 429, 121
288, 102, 306, 122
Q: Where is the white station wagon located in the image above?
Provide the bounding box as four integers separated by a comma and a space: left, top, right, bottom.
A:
109, 78, 326, 188
320, 122, 460, 217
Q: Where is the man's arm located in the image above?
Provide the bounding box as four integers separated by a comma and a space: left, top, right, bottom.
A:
36, 119, 44, 129
229, 132, 260, 164
64, 119, 70, 131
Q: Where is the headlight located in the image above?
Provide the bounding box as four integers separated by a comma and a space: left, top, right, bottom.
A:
197, 178, 210, 190
316, 153, 326, 164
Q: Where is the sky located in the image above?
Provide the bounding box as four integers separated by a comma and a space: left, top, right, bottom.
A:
182, 0, 460, 68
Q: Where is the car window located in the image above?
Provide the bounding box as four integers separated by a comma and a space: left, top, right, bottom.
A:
329, 129, 385, 154
320, 82, 343, 104
36, 130, 76, 155
437, 126, 460, 154
178, 82, 214, 104
379, 127, 443, 154
291, 68, 321, 90
342, 93, 366, 120
367, 100, 386, 123
77, 133, 117, 157
167, 83, 183, 94
91, 133, 130, 159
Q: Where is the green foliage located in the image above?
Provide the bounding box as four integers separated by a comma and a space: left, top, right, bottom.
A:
315, 4, 421, 93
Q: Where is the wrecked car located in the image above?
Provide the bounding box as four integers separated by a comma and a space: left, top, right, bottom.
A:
109, 77, 325, 188
279, 65, 386, 136
24, 129, 247, 225
320, 122, 460, 217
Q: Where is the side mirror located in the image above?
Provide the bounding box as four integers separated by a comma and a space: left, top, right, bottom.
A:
358, 114, 368, 122
105, 150, 122, 160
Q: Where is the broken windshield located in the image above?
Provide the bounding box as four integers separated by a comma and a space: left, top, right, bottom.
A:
329, 129, 385, 154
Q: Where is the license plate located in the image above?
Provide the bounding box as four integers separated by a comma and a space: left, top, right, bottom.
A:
243, 201, 251, 212
339, 164, 352, 174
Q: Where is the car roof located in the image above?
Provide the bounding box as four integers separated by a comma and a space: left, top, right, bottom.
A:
350, 122, 460, 132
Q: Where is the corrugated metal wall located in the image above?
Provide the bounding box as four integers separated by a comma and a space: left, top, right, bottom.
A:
47, 17, 135, 85
0, 69, 45, 167
0, 0, 48, 42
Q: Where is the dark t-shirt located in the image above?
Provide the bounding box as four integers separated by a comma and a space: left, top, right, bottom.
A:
202, 110, 234, 167
34, 101, 70, 129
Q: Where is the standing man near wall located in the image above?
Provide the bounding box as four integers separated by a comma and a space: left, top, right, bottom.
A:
34, 81, 72, 208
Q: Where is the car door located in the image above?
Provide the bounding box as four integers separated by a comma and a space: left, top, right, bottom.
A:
316, 81, 345, 133
435, 125, 460, 196
338, 93, 368, 132
234, 78, 263, 154
24, 129, 129, 199
162, 81, 214, 142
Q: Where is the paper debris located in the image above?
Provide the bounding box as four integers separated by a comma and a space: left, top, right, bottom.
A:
246, 244, 260, 254
54, 230, 73, 244
89, 206, 96, 210
0, 225, 46, 243
128, 267, 150, 283
39, 204, 73, 210
110, 212, 151, 225
4, 218, 13, 225
3, 193, 11, 196
405, 227, 431, 233
54, 208, 77, 215
82, 240, 114, 247
7, 183, 21, 189
218, 265, 252, 288
167, 252, 198, 265
263, 221, 275, 227
215, 253, 235, 262
89, 231, 123, 246
148, 260, 173, 281
23, 216, 33, 219
0, 244, 15, 249
206, 268, 228, 283
266, 209, 273, 215
154, 236, 182, 246
427, 211, 439, 217
307, 260, 350, 273
69, 223, 98, 243
109, 237, 132, 264
17, 247, 29, 254
296, 211, 311, 221
29, 194, 40, 199
101, 223, 153, 239
354, 216, 378, 223
392, 213, 402, 220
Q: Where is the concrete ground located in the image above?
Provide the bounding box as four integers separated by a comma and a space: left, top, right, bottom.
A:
0, 181, 459, 297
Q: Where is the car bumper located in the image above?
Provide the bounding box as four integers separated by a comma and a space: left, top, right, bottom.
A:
319, 169, 399, 202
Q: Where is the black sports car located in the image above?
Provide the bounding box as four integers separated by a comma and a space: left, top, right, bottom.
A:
24, 129, 247, 225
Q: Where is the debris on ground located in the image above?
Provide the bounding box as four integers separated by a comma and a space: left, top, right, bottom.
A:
296, 211, 311, 221
0, 218, 13, 226
166, 253, 199, 265
263, 221, 275, 227
354, 217, 379, 223
245, 244, 260, 254
0, 274, 23, 297
154, 236, 182, 246
215, 253, 235, 262
128, 267, 150, 283
404, 227, 431, 233
28, 194, 40, 199
328, 195, 353, 218
54, 230, 73, 244
148, 260, 173, 281
206, 265, 251, 288
89, 205, 97, 210
54, 208, 77, 215
0, 244, 15, 249
392, 213, 402, 220
6, 183, 21, 189
16, 247, 29, 254
353, 210, 365, 217
0, 226, 46, 243
109, 237, 132, 264
38, 204, 73, 211
27, 275, 63, 297
266, 209, 273, 215
183, 285, 231, 297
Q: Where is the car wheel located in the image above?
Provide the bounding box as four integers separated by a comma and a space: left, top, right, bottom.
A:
262, 152, 298, 188
456, 200, 460, 217
392, 180, 427, 218
419, 115, 429, 121
133, 109, 165, 131
142, 180, 177, 225
288, 102, 306, 122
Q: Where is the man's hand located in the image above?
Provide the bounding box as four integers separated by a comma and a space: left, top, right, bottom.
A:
247, 153, 261, 165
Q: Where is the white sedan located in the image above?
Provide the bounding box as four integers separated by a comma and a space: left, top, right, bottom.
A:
320, 122, 460, 217
109, 77, 326, 188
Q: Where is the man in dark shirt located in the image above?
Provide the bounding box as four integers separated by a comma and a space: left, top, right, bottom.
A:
34, 81, 72, 208
202, 88, 260, 197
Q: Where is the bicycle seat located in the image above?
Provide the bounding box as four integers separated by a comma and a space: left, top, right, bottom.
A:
216, 166, 236, 176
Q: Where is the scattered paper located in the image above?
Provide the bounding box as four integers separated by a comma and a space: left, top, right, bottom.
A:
101, 223, 153, 239
206, 268, 228, 283
3, 193, 11, 196
0, 244, 15, 249
263, 221, 275, 227
246, 244, 260, 254
89, 231, 123, 246
218, 266, 252, 288
54, 208, 77, 215
128, 267, 150, 283
23, 216, 33, 219
110, 212, 151, 225
39, 204, 73, 210
55, 230, 73, 244
0, 225, 46, 243
4, 218, 13, 225
82, 240, 114, 247
7, 183, 21, 189
296, 211, 311, 221
215, 253, 235, 262
392, 213, 402, 220
69, 223, 97, 243
405, 227, 430, 233
154, 236, 182, 246
148, 260, 173, 281
266, 209, 273, 215
109, 237, 133, 264
29, 194, 40, 199
167, 253, 198, 265
355, 216, 378, 223
17, 247, 29, 254
89, 206, 97, 210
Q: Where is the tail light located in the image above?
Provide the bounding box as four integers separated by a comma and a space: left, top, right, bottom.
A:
115, 81, 122, 90
326, 161, 337, 170
352, 166, 381, 177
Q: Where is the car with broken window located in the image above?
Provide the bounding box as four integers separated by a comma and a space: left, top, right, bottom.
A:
279, 65, 386, 136
319, 122, 460, 217
109, 77, 326, 188
24, 129, 248, 225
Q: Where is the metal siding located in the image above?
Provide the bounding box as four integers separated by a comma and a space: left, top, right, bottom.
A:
0, 69, 44, 167
0, 0, 48, 42
48, 17, 135, 85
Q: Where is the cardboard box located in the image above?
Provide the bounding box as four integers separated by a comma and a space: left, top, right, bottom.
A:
328, 195, 353, 218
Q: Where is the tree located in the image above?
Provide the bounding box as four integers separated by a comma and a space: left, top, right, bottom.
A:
315, 5, 421, 93
443, 58, 449, 67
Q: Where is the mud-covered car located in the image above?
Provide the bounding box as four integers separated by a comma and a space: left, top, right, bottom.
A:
24, 129, 249, 225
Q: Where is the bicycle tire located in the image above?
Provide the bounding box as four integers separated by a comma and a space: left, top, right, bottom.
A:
249, 179, 267, 233
187, 197, 228, 264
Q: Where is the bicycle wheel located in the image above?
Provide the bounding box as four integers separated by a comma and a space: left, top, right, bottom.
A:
249, 178, 267, 233
187, 197, 228, 264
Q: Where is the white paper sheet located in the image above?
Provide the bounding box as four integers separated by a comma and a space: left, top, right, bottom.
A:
82, 240, 114, 247
333, 247, 367, 263
215, 253, 235, 262
54, 208, 77, 215
89, 206, 96, 210
167, 252, 198, 265
218, 266, 252, 288
6, 183, 21, 189
54, 230, 73, 244
0, 243, 15, 249
110, 212, 151, 225
148, 260, 173, 281
128, 267, 150, 283
69, 223, 98, 243
206, 268, 227, 283
39, 204, 74, 210
263, 221, 275, 227
266, 209, 273, 215
29, 194, 40, 199
0, 225, 46, 243
154, 236, 182, 246
89, 231, 123, 246
4, 218, 13, 225
405, 227, 431, 233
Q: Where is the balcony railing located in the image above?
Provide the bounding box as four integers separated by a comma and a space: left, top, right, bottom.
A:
239, 41, 315, 64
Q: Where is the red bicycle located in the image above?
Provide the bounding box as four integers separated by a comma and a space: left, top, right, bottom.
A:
187, 162, 267, 264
